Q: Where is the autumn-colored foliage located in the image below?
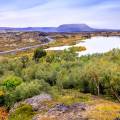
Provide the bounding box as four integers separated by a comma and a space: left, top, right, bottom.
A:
0, 107, 8, 120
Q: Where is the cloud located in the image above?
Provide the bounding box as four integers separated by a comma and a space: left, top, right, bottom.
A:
0, 0, 50, 11
0, 0, 119, 28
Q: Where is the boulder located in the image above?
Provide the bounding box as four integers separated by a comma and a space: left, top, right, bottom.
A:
10, 93, 52, 113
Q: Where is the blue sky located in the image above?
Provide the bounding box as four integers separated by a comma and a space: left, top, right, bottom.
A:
0, 0, 120, 29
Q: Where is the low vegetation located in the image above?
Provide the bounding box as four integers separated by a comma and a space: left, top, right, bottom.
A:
0, 48, 120, 119
0, 107, 8, 120
88, 100, 120, 120
45, 35, 85, 48
9, 104, 35, 120
69, 46, 86, 52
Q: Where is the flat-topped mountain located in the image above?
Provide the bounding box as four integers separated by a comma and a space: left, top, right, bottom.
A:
57, 24, 94, 32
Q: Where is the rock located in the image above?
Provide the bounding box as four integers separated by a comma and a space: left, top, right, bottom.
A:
70, 103, 88, 111
0, 32, 48, 43
24, 93, 52, 111
10, 93, 52, 113
33, 103, 89, 120
32, 115, 56, 120
10, 94, 89, 120
0, 32, 49, 51
48, 104, 69, 113
25, 93, 52, 105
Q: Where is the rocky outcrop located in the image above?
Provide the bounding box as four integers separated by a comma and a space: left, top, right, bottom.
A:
9, 93, 90, 120
33, 103, 89, 120
1, 31, 120, 44
9, 93, 52, 114
0, 32, 49, 51
24, 93, 52, 111
0, 32, 48, 43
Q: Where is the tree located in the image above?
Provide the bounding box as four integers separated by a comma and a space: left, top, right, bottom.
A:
102, 65, 120, 102
20, 56, 29, 68
33, 48, 47, 62
81, 61, 103, 96
4, 80, 50, 107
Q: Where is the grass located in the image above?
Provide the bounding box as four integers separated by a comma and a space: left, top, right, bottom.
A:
42, 89, 92, 108
58, 89, 91, 105
87, 100, 120, 120
46, 37, 84, 47
8, 89, 91, 120
0, 41, 41, 51
4, 89, 120, 120
69, 46, 86, 52
48, 89, 120, 120
0, 34, 86, 52
9, 104, 35, 120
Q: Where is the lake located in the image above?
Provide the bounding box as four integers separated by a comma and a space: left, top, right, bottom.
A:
46, 36, 120, 56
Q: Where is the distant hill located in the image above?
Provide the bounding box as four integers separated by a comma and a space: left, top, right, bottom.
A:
57, 24, 94, 32
0, 27, 57, 32
0, 24, 120, 33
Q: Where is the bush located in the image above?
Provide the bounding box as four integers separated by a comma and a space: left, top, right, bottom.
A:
0, 90, 5, 105
20, 56, 29, 68
35, 64, 57, 86
22, 66, 37, 81
33, 48, 47, 62
4, 80, 50, 107
0, 49, 120, 108
1, 75, 23, 90
9, 104, 34, 120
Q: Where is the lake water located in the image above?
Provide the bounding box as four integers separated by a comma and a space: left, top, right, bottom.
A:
46, 36, 120, 56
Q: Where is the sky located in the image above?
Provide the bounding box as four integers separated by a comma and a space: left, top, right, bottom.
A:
0, 0, 120, 29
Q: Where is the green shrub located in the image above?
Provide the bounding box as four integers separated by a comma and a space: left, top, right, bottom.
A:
20, 56, 29, 68
4, 80, 50, 107
33, 48, 47, 62
1, 75, 23, 90
9, 104, 35, 120
0, 48, 120, 107
22, 66, 37, 81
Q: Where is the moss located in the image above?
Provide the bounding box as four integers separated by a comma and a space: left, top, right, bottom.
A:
41, 89, 92, 110
88, 101, 120, 120
56, 90, 91, 105
9, 104, 35, 120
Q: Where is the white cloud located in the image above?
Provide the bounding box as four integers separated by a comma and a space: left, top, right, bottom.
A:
0, 0, 119, 29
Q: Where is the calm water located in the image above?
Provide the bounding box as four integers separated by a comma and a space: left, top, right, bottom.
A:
47, 36, 120, 56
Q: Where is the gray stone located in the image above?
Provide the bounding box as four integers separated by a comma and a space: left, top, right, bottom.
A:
10, 93, 52, 113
